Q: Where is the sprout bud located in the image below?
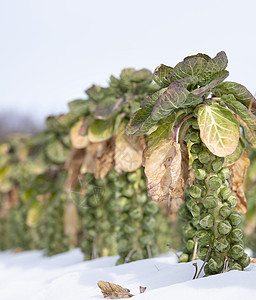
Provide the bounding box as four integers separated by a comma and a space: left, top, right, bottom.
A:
142, 216, 156, 231
229, 228, 243, 242
197, 246, 209, 260
229, 211, 242, 226
136, 194, 148, 204
139, 234, 153, 245
178, 204, 192, 220
190, 131, 201, 143
214, 236, 229, 252
179, 253, 189, 263
229, 244, 244, 260
127, 172, 138, 182
191, 118, 199, 130
238, 253, 250, 268
186, 199, 196, 212
192, 159, 203, 170
183, 223, 196, 238
119, 197, 131, 211
122, 186, 134, 197
203, 195, 218, 209
129, 207, 142, 219
195, 169, 208, 181
190, 143, 202, 155
222, 180, 230, 188
204, 263, 215, 276
217, 220, 232, 235
219, 206, 231, 218
196, 229, 212, 246
220, 187, 232, 200
211, 159, 223, 172
207, 176, 222, 190
192, 218, 200, 228
198, 150, 211, 164
218, 167, 230, 181
191, 204, 201, 218
208, 256, 224, 272
225, 195, 237, 209
189, 185, 202, 199
199, 214, 214, 230
144, 201, 159, 215
124, 224, 137, 234
229, 261, 243, 271
186, 239, 195, 252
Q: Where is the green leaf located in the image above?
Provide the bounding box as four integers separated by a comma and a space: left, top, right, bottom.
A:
213, 81, 256, 109
191, 71, 229, 97
130, 68, 152, 83
152, 79, 202, 121
184, 53, 211, 61
140, 88, 167, 110
169, 57, 207, 82
153, 64, 173, 88
199, 51, 228, 84
88, 116, 121, 142
45, 140, 70, 165
125, 108, 158, 136
94, 97, 124, 119
198, 103, 240, 157
222, 94, 256, 147
68, 99, 89, 113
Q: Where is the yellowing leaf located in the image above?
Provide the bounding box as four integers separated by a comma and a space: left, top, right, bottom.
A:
26, 201, 39, 227
145, 138, 185, 202
228, 149, 250, 214
97, 281, 134, 298
70, 119, 89, 149
198, 104, 239, 157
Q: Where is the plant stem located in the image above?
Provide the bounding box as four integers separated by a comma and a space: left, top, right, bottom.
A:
174, 114, 193, 143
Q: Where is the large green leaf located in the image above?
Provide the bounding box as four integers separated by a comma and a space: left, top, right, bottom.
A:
222, 94, 256, 147
125, 108, 158, 136
94, 97, 124, 119
213, 81, 256, 109
184, 53, 211, 61
140, 88, 167, 110
198, 103, 240, 157
152, 79, 202, 121
191, 71, 229, 97
88, 115, 121, 142
199, 51, 228, 84
169, 57, 207, 82
153, 64, 173, 88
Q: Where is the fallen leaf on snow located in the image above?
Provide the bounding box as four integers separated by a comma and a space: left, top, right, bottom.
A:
97, 281, 134, 298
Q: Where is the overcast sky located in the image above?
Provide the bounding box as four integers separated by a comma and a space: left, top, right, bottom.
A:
1, 0, 256, 124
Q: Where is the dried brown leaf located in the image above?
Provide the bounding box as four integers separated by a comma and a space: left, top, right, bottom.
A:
250, 257, 256, 263
115, 123, 145, 173
145, 138, 185, 202
139, 286, 147, 294
64, 201, 79, 246
228, 149, 250, 214
97, 281, 134, 299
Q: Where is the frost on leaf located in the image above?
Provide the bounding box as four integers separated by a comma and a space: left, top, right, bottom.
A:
115, 122, 145, 173
145, 138, 188, 203
97, 281, 134, 298
228, 149, 250, 214
198, 104, 239, 157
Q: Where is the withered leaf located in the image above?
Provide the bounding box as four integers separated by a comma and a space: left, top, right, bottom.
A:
115, 122, 145, 173
64, 201, 79, 246
64, 148, 86, 191
139, 286, 147, 294
250, 257, 256, 263
70, 119, 90, 149
97, 281, 134, 299
145, 138, 186, 202
227, 149, 250, 214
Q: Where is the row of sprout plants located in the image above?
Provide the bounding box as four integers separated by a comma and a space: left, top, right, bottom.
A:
0, 51, 256, 277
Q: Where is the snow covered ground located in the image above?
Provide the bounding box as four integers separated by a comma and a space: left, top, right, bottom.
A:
1, 249, 256, 300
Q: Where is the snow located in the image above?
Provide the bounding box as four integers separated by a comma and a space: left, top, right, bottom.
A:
1, 249, 256, 300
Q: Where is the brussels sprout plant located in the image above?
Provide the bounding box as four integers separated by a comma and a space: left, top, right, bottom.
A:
126, 51, 254, 275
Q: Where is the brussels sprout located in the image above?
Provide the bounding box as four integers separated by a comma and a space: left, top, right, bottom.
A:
198, 150, 211, 164
191, 204, 201, 218
116, 257, 125, 265
190, 131, 201, 143
196, 229, 212, 246
199, 214, 214, 230
225, 195, 237, 209
183, 223, 197, 239
195, 169, 208, 181
192, 159, 203, 170
229, 228, 243, 242
204, 263, 216, 276
208, 256, 224, 272
139, 234, 153, 245
95, 208, 105, 219
219, 206, 231, 218
217, 220, 232, 235
222, 180, 230, 188
118, 213, 128, 224
118, 239, 129, 253
191, 118, 199, 130
186, 199, 196, 212
229, 211, 242, 226
129, 207, 142, 219
178, 204, 192, 220
229, 261, 243, 271
142, 216, 156, 231
229, 244, 244, 260
127, 172, 138, 182
237, 253, 250, 268
136, 194, 148, 204
124, 224, 137, 234
119, 197, 131, 211
186, 239, 195, 252
144, 201, 159, 215
213, 236, 229, 252
219, 187, 232, 200
211, 159, 224, 172
218, 167, 230, 181
138, 180, 146, 190
131, 250, 144, 262
99, 220, 111, 231
191, 217, 200, 228
197, 246, 209, 260
189, 185, 202, 199
179, 253, 189, 262
190, 143, 202, 155
122, 186, 134, 197
203, 195, 218, 209
207, 176, 222, 190
87, 229, 97, 238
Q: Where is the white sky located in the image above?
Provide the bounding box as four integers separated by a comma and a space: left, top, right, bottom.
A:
1, 0, 256, 124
